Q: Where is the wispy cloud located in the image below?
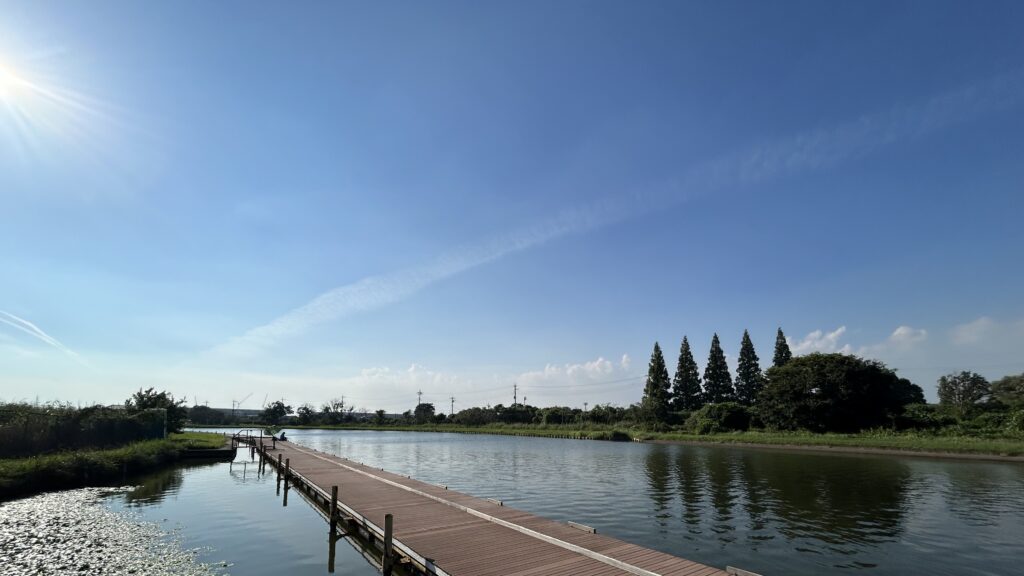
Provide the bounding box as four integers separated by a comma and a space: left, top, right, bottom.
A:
693, 68, 1024, 189
0, 310, 86, 365
214, 203, 623, 356
217, 69, 1024, 357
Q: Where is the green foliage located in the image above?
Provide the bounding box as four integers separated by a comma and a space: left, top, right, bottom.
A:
670, 336, 704, 411
0, 402, 167, 459
374, 409, 386, 425
758, 353, 923, 432
897, 403, 957, 430
683, 402, 751, 434
296, 403, 316, 425
414, 402, 436, 424
735, 330, 765, 406
540, 406, 580, 425
262, 400, 292, 425
992, 373, 1024, 407
641, 342, 671, 424
451, 406, 497, 426
937, 371, 991, 417
187, 405, 225, 425
702, 333, 735, 403
773, 327, 792, 367
0, 438, 188, 502
126, 388, 188, 433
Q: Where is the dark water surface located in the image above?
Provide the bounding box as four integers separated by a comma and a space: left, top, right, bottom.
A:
257, 428, 1024, 576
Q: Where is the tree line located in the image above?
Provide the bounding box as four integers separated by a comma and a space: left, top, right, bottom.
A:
640, 328, 1023, 434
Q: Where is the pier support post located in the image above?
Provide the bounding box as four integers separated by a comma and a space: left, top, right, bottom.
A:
276, 453, 283, 494
382, 513, 394, 575
284, 458, 291, 487
327, 531, 337, 573
329, 485, 339, 534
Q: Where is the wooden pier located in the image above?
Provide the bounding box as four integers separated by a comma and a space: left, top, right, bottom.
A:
242, 434, 753, 576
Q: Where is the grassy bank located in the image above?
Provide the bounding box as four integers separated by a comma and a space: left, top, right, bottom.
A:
0, 432, 225, 502
283, 423, 1024, 458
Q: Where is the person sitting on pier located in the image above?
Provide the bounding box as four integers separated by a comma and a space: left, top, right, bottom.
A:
279, 431, 287, 441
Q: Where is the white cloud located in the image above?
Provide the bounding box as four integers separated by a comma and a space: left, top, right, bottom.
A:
889, 325, 928, 344
950, 316, 997, 346
620, 354, 632, 370
790, 326, 851, 355
857, 325, 928, 359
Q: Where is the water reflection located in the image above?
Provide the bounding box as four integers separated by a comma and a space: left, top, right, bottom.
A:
648, 446, 915, 564
124, 461, 219, 505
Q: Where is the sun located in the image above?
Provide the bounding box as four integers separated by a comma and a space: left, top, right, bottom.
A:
0, 61, 31, 105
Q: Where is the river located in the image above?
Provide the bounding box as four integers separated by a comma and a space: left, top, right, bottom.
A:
4, 429, 1022, 575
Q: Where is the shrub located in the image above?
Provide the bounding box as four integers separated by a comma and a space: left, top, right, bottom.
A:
684, 402, 751, 434
898, 404, 957, 430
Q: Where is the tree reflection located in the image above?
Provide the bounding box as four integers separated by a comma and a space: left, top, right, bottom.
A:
647, 446, 913, 550
643, 444, 673, 529
123, 462, 220, 506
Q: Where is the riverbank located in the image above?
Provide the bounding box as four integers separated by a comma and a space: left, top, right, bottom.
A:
0, 432, 227, 502
267, 423, 1024, 461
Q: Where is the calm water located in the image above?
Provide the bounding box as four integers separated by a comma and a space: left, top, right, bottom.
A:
282, 429, 1024, 576
104, 459, 381, 576
128, 429, 1023, 576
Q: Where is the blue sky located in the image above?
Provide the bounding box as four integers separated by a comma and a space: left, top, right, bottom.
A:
1, 1, 1022, 412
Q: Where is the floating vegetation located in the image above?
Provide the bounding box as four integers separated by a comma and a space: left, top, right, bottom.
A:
0, 487, 226, 575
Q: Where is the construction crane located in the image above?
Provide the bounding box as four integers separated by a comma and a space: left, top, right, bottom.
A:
232, 392, 253, 420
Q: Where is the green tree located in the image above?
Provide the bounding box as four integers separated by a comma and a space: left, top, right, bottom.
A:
641, 342, 671, 424
125, 388, 188, 434
374, 409, 387, 425
991, 373, 1024, 407
702, 334, 735, 403
670, 336, 704, 411
773, 327, 792, 367
296, 403, 316, 425
413, 402, 435, 424
759, 353, 924, 432
187, 405, 225, 425
937, 371, 990, 417
262, 400, 292, 425
735, 330, 765, 406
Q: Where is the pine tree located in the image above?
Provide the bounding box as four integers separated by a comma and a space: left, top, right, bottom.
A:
734, 330, 765, 405
703, 333, 735, 403
642, 342, 671, 424
773, 327, 792, 367
670, 336, 704, 411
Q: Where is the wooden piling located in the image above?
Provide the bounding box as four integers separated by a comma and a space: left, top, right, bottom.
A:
382, 513, 394, 576
329, 485, 339, 534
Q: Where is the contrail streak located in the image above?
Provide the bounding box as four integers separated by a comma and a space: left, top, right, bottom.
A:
214, 202, 625, 357
0, 310, 86, 364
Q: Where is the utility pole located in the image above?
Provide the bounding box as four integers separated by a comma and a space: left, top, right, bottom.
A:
417, 390, 423, 407
584, 402, 588, 412
513, 383, 518, 406
450, 396, 455, 416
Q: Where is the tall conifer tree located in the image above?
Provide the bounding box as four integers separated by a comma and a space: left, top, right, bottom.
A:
773, 327, 792, 367
735, 330, 765, 405
671, 336, 704, 411
703, 333, 735, 403
642, 342, 671, 423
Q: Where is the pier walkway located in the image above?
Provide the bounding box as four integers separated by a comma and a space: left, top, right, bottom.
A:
244, 435, 745, 576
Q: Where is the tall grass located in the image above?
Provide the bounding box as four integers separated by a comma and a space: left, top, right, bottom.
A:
0, 403, 166, 459
0, 432, 224, 502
